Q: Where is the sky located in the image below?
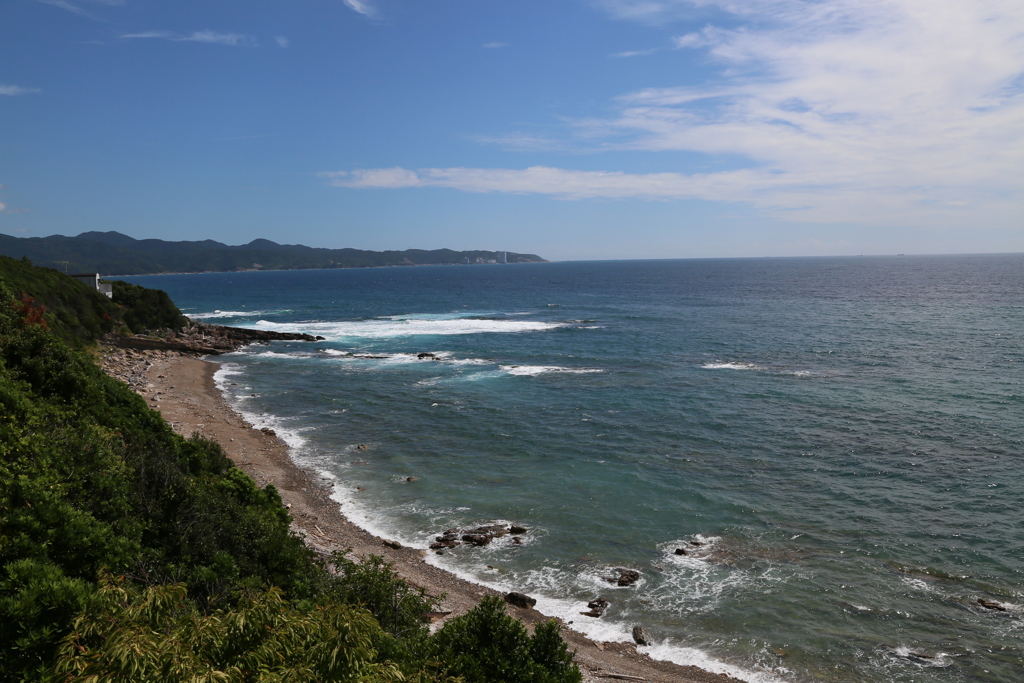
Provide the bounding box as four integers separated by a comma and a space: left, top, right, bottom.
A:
1, 0, 1022, 260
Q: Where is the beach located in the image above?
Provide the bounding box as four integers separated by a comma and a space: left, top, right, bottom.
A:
104, 345, 733, 683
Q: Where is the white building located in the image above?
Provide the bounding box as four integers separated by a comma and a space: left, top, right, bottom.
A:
71, 273, 113, 298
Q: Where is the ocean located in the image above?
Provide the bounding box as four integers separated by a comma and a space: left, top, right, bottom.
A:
121, 255, 1024, 682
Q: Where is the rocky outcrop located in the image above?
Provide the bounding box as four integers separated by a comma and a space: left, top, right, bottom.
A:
632, 625, 652, 646
428, 523, 527, 552
104, 321, 323, 356
505, 592, 537, 609
606, 568, 641, 587
581, 598, 609, 618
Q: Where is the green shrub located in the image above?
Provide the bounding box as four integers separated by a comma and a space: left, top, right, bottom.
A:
108, 279, 188, 333
49, 575, 402, 683
431, 596, 580, 683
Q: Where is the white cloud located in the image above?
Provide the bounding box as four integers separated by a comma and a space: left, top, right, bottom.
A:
0, 85, 41, 96
483, 42, 510, 49
34, 0, 124, 14
324, 166, 741, 199
611, 48, 658, 58
275, 36, 290, 48
337, 1, 1024, 230
343, 0, 377, 18
121, 30, 259, 47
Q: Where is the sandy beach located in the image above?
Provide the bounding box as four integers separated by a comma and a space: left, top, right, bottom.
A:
104, 346, 735, 683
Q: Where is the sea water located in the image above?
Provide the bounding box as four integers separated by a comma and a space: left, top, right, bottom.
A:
121, 256, 1024, 682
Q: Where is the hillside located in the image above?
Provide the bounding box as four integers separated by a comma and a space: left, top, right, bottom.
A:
0, 255, 188, 346
0, 259, 581, 682
0, 231, 546, 276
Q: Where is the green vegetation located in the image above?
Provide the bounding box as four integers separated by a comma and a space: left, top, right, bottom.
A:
108, 279, 189, 333
0, 263, 580, 682
0, 255, 188, 346
0, 231, 546, 276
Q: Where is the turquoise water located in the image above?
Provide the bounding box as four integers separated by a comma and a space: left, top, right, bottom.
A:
122, 256, 1024, 682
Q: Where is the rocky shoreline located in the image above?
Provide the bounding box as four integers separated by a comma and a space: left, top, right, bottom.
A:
103, 321, 324, 356
95, 344, 740, 683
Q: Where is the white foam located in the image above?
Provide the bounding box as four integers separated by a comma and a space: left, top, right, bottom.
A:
191, 309, 288, 320
212, 363, 308, 451
701, 362, 763, 371
249, 315, 562, 340
500, 365, 604, 376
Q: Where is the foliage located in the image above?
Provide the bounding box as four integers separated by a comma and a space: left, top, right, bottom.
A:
326, 552, 437, 639
0, 255, 119, 345
0, 255, 190, 344
431, 596, 580, 683
49, 575, 402, 683
108, 280, 189, 333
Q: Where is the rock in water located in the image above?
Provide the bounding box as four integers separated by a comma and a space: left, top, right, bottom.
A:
632, 625, 652, 646
505, 592, 537, 609
674, 547, 687, 555
605, 568, 641, 586
582, 598, 609, 617
461, 533, 492, 546
509, 524, 529, 534
977, 598, 1007, 611
382, 539, 402, 549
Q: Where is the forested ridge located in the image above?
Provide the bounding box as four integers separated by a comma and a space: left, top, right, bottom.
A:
0, 259, 580, 682
0, 231, 546, 276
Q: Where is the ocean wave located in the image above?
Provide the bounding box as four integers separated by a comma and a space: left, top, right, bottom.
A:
212, 363, 309, 451
701, 362, 764, 371
249, 316, 562, 340
500, 365, 604, 376
191, 309, 289, 320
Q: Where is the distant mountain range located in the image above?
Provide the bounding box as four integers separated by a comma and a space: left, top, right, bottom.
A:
0, 231, 545, 276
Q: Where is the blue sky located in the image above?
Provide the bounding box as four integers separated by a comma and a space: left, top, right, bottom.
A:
2, 0, 1022, 260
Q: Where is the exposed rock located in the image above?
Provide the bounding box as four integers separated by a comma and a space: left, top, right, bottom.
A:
674, 548, 687, 556
417, 352, 436, 359
690, 540, 705, 547
505, 592, 537, 609
632, 625, 652, 646
977, 598, 1007, 611
606, 568, 641, 587
382, 539, 402, 550
260, 427, 276, 436
461, 533, 492, 547
406, 476, 417, 482
356, 444, 368, 450
470, 524, 509, 538
582, 598, 609, 618
509, 524, 529, 534
512, 536, 523, 544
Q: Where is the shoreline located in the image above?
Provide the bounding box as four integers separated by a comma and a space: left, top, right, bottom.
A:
119, 347, 737, 683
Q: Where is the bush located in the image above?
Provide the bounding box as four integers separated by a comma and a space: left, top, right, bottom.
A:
49, 575, 402, 683
431, 596, 580, 683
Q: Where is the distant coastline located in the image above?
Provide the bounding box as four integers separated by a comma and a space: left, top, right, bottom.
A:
0, 230, 546, 277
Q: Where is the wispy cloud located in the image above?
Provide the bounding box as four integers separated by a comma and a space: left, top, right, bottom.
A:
336, 1, 1024, 230
324, 166, 749, 199
483, 42, 510, 49
610, 48, 658, 58
34, 0, 124, 14
0, 85, 41, 96
275, 36, 289, 48
343, 0, 377, 18
121, 30, 259, 47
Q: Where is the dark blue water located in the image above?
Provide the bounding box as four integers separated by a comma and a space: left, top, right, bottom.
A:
122, 255, 1024, 682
